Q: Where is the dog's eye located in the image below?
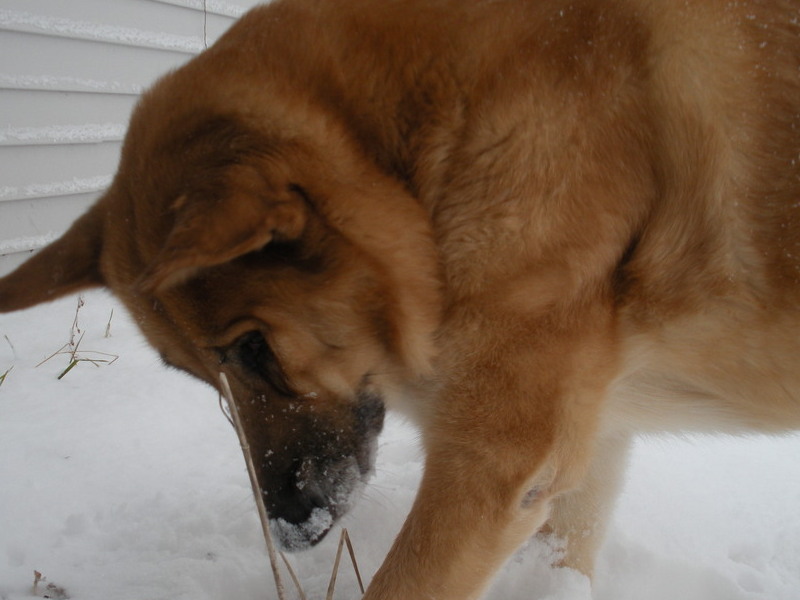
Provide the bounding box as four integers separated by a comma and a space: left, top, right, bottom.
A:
234, 331, 294, 397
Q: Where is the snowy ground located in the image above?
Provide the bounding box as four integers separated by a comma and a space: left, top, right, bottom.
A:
1, 290, 799, 600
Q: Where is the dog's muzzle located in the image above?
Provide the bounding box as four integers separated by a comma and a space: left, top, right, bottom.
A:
261, 393, 385, 551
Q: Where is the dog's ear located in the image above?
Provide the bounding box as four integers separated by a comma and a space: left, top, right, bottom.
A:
0, 203, 106, 313
139, 164, 308, 292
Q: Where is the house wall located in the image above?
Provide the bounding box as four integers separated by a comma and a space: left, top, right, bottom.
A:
0, 0, 264, 275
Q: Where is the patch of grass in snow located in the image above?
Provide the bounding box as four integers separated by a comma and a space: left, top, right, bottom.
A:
36, 296, 119, 380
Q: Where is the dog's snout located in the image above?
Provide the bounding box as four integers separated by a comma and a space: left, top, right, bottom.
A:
242, 391, 385, 551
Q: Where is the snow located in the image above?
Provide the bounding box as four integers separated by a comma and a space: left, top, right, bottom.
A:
271, 508, 335, 554
1, 290, 799, 600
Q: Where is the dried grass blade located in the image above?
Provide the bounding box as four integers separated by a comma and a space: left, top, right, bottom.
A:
4, 334, 16, 358
219, 372, 287, 600
326, 528, 366, 598
69, 296, 84, 347
104, 309, 114, 338
69, 331, 85, 362
280, 552, 308, 600
35, 343, 70, 368
32, 570, 42, 595
326, 530, 347, 600
343, 529, 366, 594
0, 366, 12, 387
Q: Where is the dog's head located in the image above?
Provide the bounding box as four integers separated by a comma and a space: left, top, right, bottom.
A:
0, 64, 441, 550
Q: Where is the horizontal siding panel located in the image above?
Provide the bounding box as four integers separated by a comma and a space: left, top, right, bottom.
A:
0, 0, 264, 274
1, 249, 42, 274
0, 193, 99, 256
205, 10, 248, 42
0, 143, 120, 199
151, 0, 252, 18
0, 89, 138, 131
0, 176, 111, 204
0, 124, 126, 146
0, 10, 203, 53
0, 74, 144, 95
0, 1, 205, 47
0, 32, 196, 92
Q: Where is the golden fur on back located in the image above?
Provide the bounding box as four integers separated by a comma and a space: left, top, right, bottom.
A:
1, 0, 799, 598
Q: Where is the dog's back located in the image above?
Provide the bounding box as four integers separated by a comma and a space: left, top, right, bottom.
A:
604, 0, 800, 435
294, 0, 800, 431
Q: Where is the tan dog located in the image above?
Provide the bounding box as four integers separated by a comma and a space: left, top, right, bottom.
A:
2, 0, 799, 597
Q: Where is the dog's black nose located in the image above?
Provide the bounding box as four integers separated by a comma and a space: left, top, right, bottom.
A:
266, 455, 362, 551
268, 458, 328, 525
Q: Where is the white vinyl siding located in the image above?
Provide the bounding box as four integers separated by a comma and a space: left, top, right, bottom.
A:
0, 0, 264, 275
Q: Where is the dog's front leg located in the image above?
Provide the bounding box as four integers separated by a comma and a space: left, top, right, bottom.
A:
365, 306, 618, 599
539, 433, 633, 575
365, 442, 555, 600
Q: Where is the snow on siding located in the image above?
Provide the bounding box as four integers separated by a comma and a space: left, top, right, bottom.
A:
0, 0, 263, 275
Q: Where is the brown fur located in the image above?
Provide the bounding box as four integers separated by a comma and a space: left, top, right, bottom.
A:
2, 0, 800, 597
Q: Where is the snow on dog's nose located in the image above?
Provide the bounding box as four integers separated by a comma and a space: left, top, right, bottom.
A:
268, 455, 363, 551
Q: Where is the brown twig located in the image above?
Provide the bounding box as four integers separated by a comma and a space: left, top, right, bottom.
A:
344, 529, 366, 595
280, 552, 309, 600
35, 343, 71, 368
219, 373, 288, 600
69, 296, 85, 349
69, 331, 85, 363
327, 529, 366, 599
104, 308, 114, 338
